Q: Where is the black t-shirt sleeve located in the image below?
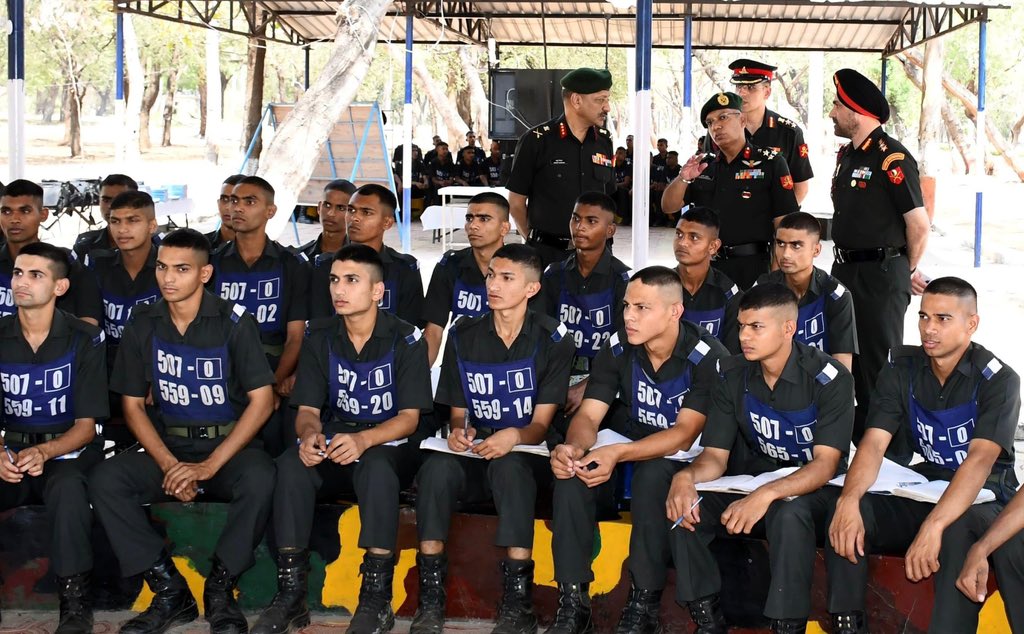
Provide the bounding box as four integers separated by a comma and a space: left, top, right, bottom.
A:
536, 334, 575, 405
683, 348, 723, 416
788, 126, 814, 182
581, 342, 623, 405
110, 319, 148, 397
283, 256, 311, 323
811, 366, 855, 452
885, 153, 925, 215
435, 332, 464, 408
722, 294, 742, 355
973, 368, 1021, 456
423, 261, 455, 327
74, 330, 110, 419
865, 362, 907, 436
395, 332, 433, 411
702, 369, 740, 451
397, 263, 425, 328
309, 262, 334, 320
290, 335, 328, 410
826, 286, 858, 355
770, 157, 801, 218
65, 262, 103, 323
229, 314, 276, 392
506, 132, 541, 196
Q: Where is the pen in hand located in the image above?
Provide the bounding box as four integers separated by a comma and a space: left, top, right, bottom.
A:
4, 446, 14, 464
671, 496, 703, 530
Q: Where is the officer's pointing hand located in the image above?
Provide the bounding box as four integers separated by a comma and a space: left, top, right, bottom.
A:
680, 154, 710, 183
550, 444, 583, 479
298, 432, 328, 467
956, 544, 990, 603
448, 426, 476, 452
0, 449, 23, 483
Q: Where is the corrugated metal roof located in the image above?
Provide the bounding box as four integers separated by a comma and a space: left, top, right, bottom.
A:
119, 1, 1010, 53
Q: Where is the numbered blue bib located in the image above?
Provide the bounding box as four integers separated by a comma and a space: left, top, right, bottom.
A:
909, 376, 980, 471
0, 272, 14, 317
630, 341, 707, 431
151, 336, 235, 424
796, 294, 828, 353
378, 278, 398, 314
682, 307, 726, 341
557, 284, 615, 359
488, 163, 502, 182
0, 348, 75, 430
455, 334, 537, 430
328, 345, 397, 424
102, 289, 159, 343
742, 370, 819, 464
451, 277, 487, 319
217, 269, 284, 334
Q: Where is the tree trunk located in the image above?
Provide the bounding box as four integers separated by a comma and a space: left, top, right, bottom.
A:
94, 86, 112, 116
694, 51, 730, 93
459, 46, 490, 145
1011, 111, 1024, 146
917, 41, 945, 176
60, 87, 71, 143
257, 0, 393, 240
139, 56, 163, 152
240, 32, 267, 159
39, 86, 59, 123
68, 81, 85, 157
121, 13, 143, 163
900, 50, 1024, 182
775, 68, 809, 124
161, 46, 182, 147
941, 103, 974, 174
391, 45, 470, 145
198, 73, 207, 139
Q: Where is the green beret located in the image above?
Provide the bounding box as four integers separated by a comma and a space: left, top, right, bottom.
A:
700, 92, 743, 127
560, 68, 613, 95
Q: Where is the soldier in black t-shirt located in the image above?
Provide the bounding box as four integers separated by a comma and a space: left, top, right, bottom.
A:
205, 174, 244, 251
90, 229, 276, 634
757, 212, 857, 372
454, 146, 486, 187
73, 173, 139, 259
827, 278, 1023, 634
428, 142, 456, 190
413, 244, 574, 634
209, 176, 311, 456
828, 69, 931, 443
253, 245, 432, 634
548, 267, 726, 633
663, 93, 800, 289
0, 243, 108, 633
666, 283, 854, 632
613, 146, 633, 225
294, 179, 356, 261
673, 206, 742, 353
485, 140, 506, 187
0, 180, 103, 325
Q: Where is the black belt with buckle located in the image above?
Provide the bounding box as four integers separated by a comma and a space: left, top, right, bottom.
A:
3, 430, 62, 446
718, 241, 770, 259
527, 229, 571, 250
164, 422, 236, 440
833, 245, 907, 264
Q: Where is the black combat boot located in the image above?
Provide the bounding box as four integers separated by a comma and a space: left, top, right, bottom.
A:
492, 558, 538, 634
544, 582, 593, 634
686, 594, 726, 634
410, 553, 447, 634
251, 549, 311, 634
119, 551, 199, 633
203, 557, 248, 633
346, 553, 396, 634
832, 611, 868, 634
55, 572, 93, 634
771, 618, 807, 634
616, 577, 662, 634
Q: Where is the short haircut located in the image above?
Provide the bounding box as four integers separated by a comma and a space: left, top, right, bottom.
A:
616, 146, 626, 153
436, 141, 449, 149
468, 192, 510, 219
658, 138, 668, 144
3, 179, 44, 207
110, 190, 155, 214
324, 179, 357, 196
575, 191, 617, 217
492, 244, 542, 281
466, 130, 476, 135
222, 174, 246, 187
739, 282, 798, 314
667, 151, 679, 158
354, 184, 398, 218
333, 243, 385, 284
100, 174, 139, 191
237, 176, 276, 202
17, 242, 70, 279
679, 205, 720, 233
159, 228, 212, 265
777, 211, 822, 238
630, 265, 684, 302
924, 276, 978, 306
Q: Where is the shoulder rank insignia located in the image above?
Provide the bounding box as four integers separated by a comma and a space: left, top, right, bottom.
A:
878, 139, 889, 153
881, 153, 905, 171
559, 122, 568, 139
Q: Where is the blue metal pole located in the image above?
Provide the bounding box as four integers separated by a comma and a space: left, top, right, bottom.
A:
401, 7, 413, 253
7, 0, 26, 180
238, 104, 271, 172
974, 19, 987, 268
683, 14, 692, 109
631, 0, 653, 267
880, 57, 888, 98
116, 13, 124, 100
349, 102, 377, 181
